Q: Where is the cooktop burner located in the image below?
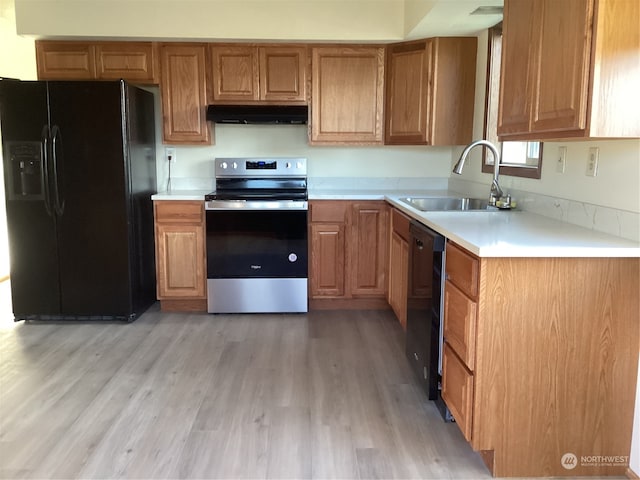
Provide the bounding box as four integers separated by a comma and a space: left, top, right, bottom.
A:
206, 157, 308, 202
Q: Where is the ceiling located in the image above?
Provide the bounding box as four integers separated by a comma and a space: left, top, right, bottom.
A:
405, 0, 503, 39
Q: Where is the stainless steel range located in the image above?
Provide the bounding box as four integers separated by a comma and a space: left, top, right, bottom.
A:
204, 158, 308, 313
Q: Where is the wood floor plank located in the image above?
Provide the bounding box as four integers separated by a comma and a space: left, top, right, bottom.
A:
0, 288, 495, 479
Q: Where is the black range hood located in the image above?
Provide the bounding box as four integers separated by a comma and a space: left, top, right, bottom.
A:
206, 104, 308, 124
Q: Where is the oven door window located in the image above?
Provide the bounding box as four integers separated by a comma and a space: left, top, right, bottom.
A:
207, 210, 308, 278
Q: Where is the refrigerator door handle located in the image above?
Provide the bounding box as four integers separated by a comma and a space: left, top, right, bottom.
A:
51, 125, 65, 216
41, 125, 53, 216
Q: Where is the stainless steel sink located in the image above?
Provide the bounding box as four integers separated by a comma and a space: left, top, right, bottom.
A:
399, 197, 492, 211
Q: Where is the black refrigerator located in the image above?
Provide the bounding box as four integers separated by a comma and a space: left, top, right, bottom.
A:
0, 79, 157, 321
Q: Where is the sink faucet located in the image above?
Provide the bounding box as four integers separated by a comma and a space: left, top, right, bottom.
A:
452, 139, 504, 206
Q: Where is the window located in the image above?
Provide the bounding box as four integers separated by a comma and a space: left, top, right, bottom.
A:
482, 24, 543, 179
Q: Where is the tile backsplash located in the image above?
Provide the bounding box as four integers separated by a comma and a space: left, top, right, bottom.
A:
449, 178, 640, 242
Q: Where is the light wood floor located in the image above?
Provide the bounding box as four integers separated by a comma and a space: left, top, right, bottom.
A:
0, 282, 493, 479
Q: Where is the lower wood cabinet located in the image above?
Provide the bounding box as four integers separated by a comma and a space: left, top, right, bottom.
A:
309, 200, 388, 307
387, 208, 410, 328
154, 200, 207, 311
388, 230, 409, 328
441, 342, 473, 441
441, 241, 640, 478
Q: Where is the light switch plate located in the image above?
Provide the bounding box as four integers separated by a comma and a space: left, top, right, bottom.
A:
586, 147, 598, 176
556, 146, 567, 173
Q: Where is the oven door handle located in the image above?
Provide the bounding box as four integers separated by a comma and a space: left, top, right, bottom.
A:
205, 200, 308, 211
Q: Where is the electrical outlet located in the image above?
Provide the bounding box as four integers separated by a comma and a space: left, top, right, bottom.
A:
165, 147, 176, 163
586, 147, 598, 176
556, 146, 567, 173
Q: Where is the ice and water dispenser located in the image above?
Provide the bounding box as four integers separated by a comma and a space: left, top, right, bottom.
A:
5, 142, 44, 200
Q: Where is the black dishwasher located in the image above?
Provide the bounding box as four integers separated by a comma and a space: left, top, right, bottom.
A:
406, 221, 451, 420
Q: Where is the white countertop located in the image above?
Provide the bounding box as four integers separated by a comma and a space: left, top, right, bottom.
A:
149, 189, 640, 257
152, 190, 210, 201
385, 195, 640, 258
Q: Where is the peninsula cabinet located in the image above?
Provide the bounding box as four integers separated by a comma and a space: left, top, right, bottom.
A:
310, 47, 385, 144
210, 45, 308, 103
36, 41, 158, 83
159, 44, 211, 144
154, 201, 207, 312
385, 37, 477, 145
309, 200, 389, 308
498, 0, 640, 140
441, 241, 639, 478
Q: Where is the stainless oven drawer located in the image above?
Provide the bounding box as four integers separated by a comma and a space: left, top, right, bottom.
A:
207, 278, 308, 313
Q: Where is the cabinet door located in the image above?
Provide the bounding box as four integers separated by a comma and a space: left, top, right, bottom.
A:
154, 201, 206, 300
309, 223, 346, 298
531, 0, 592, 133
36, 41, 95, 80
160, 44, 210, 144
430, 37, 477, 145
442, 343, 474, 442
210, 46, 260, 102
156, 225, 205, 300
388, 231, 409, 328
155, 224, 206, 299
497, 0, 538, 135
444, 280, 477, 370
350, 202, 388, 296
385, 41, 430, 144
94, 42, 158, 83
311, 47, 385, 144
259, 47, 307, 102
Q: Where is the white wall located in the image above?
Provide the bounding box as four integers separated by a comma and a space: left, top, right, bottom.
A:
0, 0, 36, 80
15, 0, 405, 42
158, 123, 454, 192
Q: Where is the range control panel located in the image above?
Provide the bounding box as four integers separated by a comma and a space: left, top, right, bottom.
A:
215, 158, 307, 177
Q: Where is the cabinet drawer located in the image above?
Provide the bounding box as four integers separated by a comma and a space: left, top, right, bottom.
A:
446, 242, 479, 298
391, 207, 411, 241
309, 201, 347, 223
154, 201, 203, 223
442, 342, 474, 442
444, 280, 476, 370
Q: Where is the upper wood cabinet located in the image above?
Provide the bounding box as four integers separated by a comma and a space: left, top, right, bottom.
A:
159, 43, 211, 144
36, 41, 95, 80
498, 0, 640, 140
310, 46, 385, 144
385, 37, 477, 146
94, 42, 158, 83
210, 45, 308, 103
36, 40, 158, 83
